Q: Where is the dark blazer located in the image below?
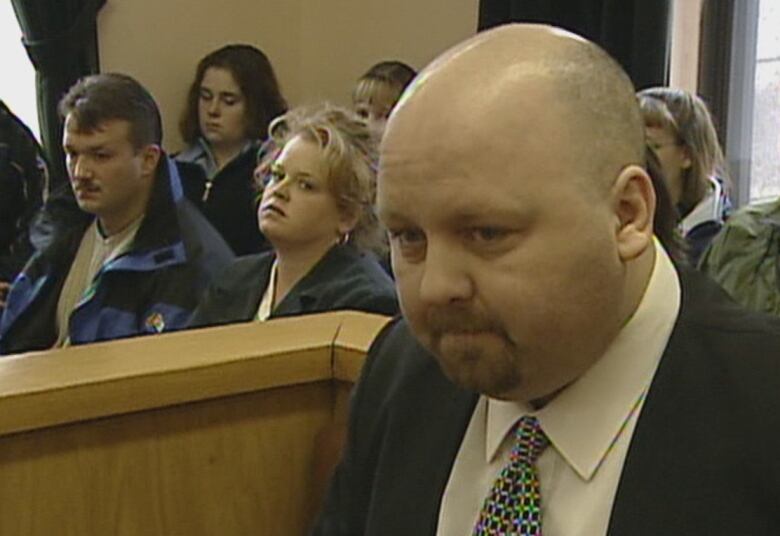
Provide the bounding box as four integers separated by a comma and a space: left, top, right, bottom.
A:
313, 270, 780, 535
190, 244, 398, 328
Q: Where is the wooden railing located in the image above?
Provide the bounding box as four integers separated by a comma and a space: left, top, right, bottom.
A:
0, 311, 391, 535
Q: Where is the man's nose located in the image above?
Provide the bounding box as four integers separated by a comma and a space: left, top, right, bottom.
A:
417, 241, 474, 306
70, 157, 92, 180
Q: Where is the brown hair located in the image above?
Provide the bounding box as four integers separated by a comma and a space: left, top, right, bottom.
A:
179, 44, 287, 146
59, 72, 162, 149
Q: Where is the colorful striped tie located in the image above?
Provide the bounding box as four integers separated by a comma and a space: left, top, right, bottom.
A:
473, 415, 549, 536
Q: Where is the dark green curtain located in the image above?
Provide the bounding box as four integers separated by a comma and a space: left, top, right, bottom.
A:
11, 0, 106, 193
478, 0, 672, 90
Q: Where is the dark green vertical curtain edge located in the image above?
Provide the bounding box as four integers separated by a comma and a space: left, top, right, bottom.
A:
11, 0, 107, 193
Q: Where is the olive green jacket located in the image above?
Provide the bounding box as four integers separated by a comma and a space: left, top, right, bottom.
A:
699, 198, 780, 316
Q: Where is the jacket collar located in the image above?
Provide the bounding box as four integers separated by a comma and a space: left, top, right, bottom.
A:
272, 244, 362, 315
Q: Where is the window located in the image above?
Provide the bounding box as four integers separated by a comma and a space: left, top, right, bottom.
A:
749, 0, 780, 202
0, 2, 39, 141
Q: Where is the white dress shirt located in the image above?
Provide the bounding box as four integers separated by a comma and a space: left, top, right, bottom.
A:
255, 260, 277, 321
437, 240, 681, 535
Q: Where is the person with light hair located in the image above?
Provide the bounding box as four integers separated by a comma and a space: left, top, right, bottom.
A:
352, 61, 416, 138
190, 104, 397, 327
638, 87, 730, 263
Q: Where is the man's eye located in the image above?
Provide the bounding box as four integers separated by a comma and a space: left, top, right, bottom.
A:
469, 227, 509, 242
389, 228, 425, 246
389, 228, 427, 261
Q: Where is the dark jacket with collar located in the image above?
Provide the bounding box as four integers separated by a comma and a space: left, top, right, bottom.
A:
0, 99, 47, 283
0, 157, 234, 355
189, 244, 398, 328
175, 140, 270, 256
312, 269, 780, 535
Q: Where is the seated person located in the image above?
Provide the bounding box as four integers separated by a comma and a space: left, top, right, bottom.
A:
638, 87, 730, 264
0, 99, 48, 306
352, 61, 416, 138
190, 104, 397, 327
0, 73, 233, 355
699, 197, 780, 316
176, 44, 288, 255
313, 24, 780, 536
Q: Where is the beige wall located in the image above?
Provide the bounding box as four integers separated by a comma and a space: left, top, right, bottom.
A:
669, 0, 703, 93
97, 0, 479, 152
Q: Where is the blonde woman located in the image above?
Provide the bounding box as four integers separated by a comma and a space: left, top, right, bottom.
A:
352, 61, 416, 138
638, 87, 731, 263
190, 104, 397, 327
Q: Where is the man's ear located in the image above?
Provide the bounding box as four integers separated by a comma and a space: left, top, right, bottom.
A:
611, 164, 655, 261
140, 144, 162, 178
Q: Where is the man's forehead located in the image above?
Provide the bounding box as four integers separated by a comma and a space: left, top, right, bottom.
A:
64, 116, 130, 142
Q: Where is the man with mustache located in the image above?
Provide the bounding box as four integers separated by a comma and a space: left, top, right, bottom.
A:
313, 24, 780, 535
0, 73, 232, 354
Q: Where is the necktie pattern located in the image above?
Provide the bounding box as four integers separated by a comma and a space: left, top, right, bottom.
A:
473, 415, 549, 536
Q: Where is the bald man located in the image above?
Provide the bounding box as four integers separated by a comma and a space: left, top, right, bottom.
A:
312, 25, 780, 536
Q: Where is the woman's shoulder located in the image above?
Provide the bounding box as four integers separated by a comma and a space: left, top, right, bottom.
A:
307, 246, 397, 314
214, 251, 275, 289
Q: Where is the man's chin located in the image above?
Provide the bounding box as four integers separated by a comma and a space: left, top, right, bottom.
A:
433, 349, 524, 398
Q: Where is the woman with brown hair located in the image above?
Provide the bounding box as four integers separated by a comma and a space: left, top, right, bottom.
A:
176, 44, 287, 255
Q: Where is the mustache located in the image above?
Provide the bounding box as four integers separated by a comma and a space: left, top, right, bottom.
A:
424, 305, 505, 336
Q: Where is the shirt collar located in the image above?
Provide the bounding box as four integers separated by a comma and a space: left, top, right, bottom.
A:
485, 239, 681, 480
95, 214, 144, 247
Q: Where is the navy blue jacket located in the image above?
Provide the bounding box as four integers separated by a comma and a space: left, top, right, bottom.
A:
0, 157, 234, 355
190, 244, 398, 328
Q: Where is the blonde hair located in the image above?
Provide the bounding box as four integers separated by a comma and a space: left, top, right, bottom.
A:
637, 88, 728, 211
258, 104, 386, 255
352, 60, 416, 110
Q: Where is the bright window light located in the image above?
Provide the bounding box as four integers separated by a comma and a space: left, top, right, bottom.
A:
749, 0, 780, 202
0, 3, 39, 142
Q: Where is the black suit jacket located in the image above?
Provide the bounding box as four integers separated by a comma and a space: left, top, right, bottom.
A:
313, 270, 780, 535
189, 244, 398, 328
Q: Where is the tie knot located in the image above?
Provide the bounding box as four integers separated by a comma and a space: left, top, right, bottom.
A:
511, 415, 548, 464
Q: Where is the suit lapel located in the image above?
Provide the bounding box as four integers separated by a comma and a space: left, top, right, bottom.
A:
232, 256, 273, 320
368, 360, 478, 535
